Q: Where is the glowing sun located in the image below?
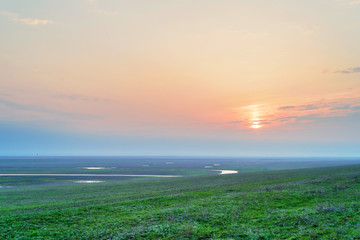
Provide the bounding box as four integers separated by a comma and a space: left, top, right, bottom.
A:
250, 121, 262, 129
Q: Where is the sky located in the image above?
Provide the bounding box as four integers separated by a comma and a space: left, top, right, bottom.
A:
1, 0, 360, 156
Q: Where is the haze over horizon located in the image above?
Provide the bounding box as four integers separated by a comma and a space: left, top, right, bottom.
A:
1, 0, 360, 156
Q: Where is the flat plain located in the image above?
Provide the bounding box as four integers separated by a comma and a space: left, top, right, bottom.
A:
1, 157, 360, 239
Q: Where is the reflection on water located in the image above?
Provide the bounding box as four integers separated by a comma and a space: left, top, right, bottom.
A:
0, 173, 182, 177
74, 180, 104, 183
83, 167, 107, 169
214, 170, 238, 175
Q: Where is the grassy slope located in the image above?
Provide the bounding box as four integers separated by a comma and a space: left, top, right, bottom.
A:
1, 165, 360, 239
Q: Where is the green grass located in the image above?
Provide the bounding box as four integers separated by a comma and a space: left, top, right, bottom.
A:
2, 164, 360, 239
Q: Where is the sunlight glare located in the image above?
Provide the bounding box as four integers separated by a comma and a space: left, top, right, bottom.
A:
250, 121, 262, 129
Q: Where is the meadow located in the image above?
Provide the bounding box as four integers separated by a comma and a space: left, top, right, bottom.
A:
1, 157, 360, 239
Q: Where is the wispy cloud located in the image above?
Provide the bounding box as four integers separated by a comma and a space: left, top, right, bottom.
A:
279, 104, 322, 111
3, 11, 53, 26
0, 97, 98, 119
228, 95, 360, 129
278, 105, 296, 110
0, 93, 11, 97
55, 94, 110, 102
335, 67, 360, 74
330, 104, 352, 110
295, 25, 315, 35
227, 120, 243, 124
298, 104, 322, 111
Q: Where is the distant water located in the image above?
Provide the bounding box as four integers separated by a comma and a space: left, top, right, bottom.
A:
1, 156, 360, 174
74, 180, 104, 183
0, 173, 181, 177
214, 170, 238, 175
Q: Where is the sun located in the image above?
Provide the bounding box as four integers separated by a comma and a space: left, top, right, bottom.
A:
250, 121, 262, 129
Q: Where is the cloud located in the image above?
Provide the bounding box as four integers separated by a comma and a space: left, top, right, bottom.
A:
0, 97, 98, 119
3, 11, 53, 26
278, 106, 296, 110
227, 121, 242, 124
0, 98, 55, 113
55, 94, 110, 102
18, 18, 52, 25
276, 114, 320, 122
279, 104, 323, 111
330, 104, 352, 110
0, 93, 11, 97
228, 95, 360, 129
295, 25, 315, 35
336, 67, 360, 74
298, 104, 321, 111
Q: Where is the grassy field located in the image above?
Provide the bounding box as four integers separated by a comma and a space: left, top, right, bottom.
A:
1, 163, 360, 239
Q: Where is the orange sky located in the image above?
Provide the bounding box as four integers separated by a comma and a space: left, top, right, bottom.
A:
1, 0, 360, 155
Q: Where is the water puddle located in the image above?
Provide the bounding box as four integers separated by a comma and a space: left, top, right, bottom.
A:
83, 167, 109, 170
0, 173, 181, 178
74, 180, 104, 184
213, 170, 238, 175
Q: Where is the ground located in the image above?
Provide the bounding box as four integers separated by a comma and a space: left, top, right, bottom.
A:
1, 163, 360, 239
